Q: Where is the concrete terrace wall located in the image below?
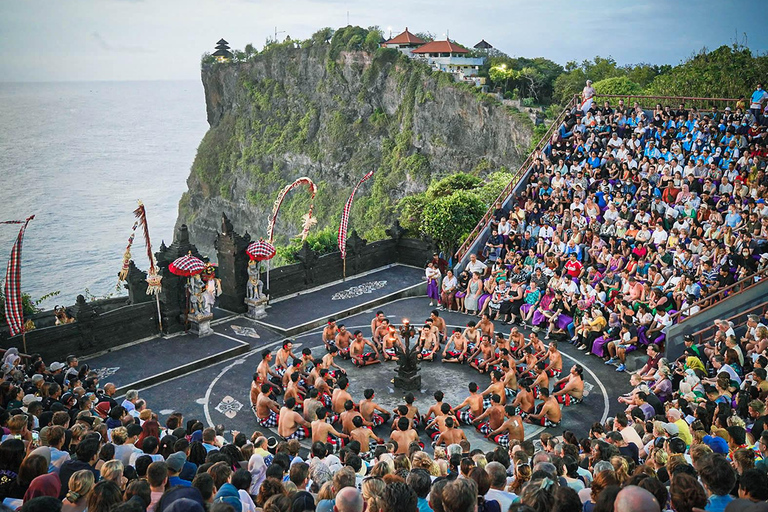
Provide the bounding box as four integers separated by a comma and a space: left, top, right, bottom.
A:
265, 237, 432, 299
1, 301, 159, 363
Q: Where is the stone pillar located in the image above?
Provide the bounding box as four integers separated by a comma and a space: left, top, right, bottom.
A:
72, 295, 98, 350
214, 213, 251, 313
124, 261, 152, 305
155, 224, 206, 334
345, 230, 367, 277
296, 241, 319, 286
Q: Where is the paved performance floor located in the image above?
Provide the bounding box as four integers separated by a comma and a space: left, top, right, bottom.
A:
129, 296, 633, 450
256, 265, 425, 332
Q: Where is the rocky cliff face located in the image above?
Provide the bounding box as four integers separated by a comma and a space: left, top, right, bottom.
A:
177, 36, 534, 257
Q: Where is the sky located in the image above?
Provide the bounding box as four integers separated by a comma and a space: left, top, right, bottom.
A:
1, 0, 766, 82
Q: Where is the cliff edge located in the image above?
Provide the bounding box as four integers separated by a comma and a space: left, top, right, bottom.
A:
176, 30, 534, 257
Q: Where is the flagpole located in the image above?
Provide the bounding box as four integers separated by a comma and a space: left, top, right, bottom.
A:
343, 257, 346, 281
22, 330, 27, 354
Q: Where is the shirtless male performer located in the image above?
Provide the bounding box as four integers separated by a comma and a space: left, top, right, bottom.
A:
278, 397, 311, 440
373, 319, 393, 351
350, 331, 381, 367
477, 313, 495, 340
390, 416, 420, 454
311, 408, 348, 452
418, 326, 440, 361
350, 416, 384, 455
434, 416, 467, 447
335, 324, 354, 358
539, 341, 564, 379
424, 403, 455, 441
371, 311, 387, 347
452, 382, 484, 425
510, 379, 536, 416
552, 365, 585, 406
340, 400, 372, 434
429, 310, 447, 343
323, 318, 340, 352
255, 383, 281, 428
381, 326, 404, 361
424, 391, 448, 425
488, 405, 524, 448
468, 335, 497, 373
442, 330, 469, 363
473, 394, 506, 435
360, 389, 391, 427
321, 346, 346, 379
481, 371, 508, 407
464, 321, 481, 351
331, 376, 354, 414
274, 340, 298, 377
523, 387, 562, 428
256, 350, 282, 396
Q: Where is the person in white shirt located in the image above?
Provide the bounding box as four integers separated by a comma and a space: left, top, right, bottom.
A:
484, 462, 517, 510
651, 225, 668, 246
465, 254, 487, 276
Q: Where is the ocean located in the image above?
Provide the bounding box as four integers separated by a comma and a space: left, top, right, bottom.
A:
0, 80, 208, 311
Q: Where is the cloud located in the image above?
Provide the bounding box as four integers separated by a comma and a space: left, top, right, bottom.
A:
91, 31, 152, 53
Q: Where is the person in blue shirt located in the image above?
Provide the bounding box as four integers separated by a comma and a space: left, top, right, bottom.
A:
750, 84, 767, 120
697, 453, 735, 512
407, 469, 434, 512
166, 452, 192, 487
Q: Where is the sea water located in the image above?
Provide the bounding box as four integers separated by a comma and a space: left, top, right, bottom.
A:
0, 80, 208, 310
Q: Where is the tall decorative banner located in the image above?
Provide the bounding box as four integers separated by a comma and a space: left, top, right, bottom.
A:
2, 216, 34, 338
266, 177, 318, 243
133, 201, 162, 296
338, 170, 375, 260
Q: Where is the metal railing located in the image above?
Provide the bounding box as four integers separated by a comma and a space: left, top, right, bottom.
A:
592, 94, 739, 111
670, 268, 768, 325
688, 301, 768, 346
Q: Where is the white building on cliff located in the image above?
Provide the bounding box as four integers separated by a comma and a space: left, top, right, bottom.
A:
381, 29, 486, 87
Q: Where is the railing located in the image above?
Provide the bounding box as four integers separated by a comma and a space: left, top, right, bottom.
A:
688, 301, 768, 346
592, 94, 739, 111
670, 268, 768, 325
454, 95, 579, 262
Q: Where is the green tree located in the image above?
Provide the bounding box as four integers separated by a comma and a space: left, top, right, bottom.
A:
420, 190, 485, 255
593, 76, 643, 97
364, 28, 383, 52
645, 44, 768, 100
244, 43, 256, 59
426, 172, 482, 198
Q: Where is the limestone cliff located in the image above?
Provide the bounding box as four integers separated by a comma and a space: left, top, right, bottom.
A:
177, 30, 534, 257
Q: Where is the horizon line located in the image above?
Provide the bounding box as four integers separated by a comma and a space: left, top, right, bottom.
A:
0, 78, 202, 85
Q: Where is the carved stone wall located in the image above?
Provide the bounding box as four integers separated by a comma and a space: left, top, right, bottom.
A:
214, 213, 251, 313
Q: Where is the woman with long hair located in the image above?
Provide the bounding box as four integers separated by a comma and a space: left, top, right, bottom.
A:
135, 420, 160, 451
61, 470, 95, 512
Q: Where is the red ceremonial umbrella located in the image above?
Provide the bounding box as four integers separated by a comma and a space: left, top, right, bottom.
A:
169, 253, 205, 277
247, 240, 276, 261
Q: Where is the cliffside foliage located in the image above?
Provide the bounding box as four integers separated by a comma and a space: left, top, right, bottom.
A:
186, 25, 532, 256
398, 171, 513, 253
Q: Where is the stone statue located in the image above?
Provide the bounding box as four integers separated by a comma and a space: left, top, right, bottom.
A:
188, 274, 208, 317
246, 260, 264, 300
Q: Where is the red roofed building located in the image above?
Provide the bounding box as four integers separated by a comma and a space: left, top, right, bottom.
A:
380, 27, 426, 56
411, 39, 468, 57
412, 39, 485, 87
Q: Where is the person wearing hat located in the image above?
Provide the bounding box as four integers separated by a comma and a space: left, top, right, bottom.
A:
166, 452, 191, 487
666, 408, 692, 446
